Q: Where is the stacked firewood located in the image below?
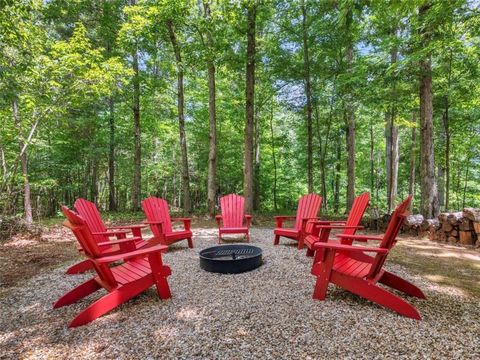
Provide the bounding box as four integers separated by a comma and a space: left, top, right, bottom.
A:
427, 208, 480, 246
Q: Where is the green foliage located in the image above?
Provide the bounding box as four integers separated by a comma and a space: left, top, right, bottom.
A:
0, 0, 479, 219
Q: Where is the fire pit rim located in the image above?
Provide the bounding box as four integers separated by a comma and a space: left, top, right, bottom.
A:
199, 244, 263, 274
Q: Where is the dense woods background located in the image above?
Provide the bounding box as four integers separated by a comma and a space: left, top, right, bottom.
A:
1, 0, 479, 224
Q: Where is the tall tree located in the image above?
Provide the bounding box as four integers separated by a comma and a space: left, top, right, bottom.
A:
167, 18, 192, 213
418, 2, 439, 218
244, 2, 256, 215
301, 0, 313, 193
203, 0, 217, 217
131, 0, 142, 211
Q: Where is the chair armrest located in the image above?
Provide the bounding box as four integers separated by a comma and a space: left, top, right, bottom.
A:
215, 215, 222, 227
171, 217, 191, 231
92, 230, 129, 237
245, 214, 252, 228
97, 236, 142, 247
275, 216, 295, 228
314, 225, 363, 230
313, 242, 388, 253
96, 244, 168, 264
336, 234, 383, 242
310, 220, 346, 225
107, 224, 147, 230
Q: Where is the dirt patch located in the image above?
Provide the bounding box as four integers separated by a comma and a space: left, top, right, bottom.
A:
0, 226, 78, 295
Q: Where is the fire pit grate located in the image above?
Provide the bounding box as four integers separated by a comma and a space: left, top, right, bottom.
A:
199, 244, 262, 274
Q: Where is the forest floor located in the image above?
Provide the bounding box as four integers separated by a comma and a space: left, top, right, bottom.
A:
0, 220, 479, 359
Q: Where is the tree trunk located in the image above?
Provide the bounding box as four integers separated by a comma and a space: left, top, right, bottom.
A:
301, 0, 313, 193
253, 108, 261, 211
167, 19, 192, 213
204, 1, 217, 217
244, 3, 256, 215
443, 97, 450, 211
334, 129, 341, 214
90, 159, 98, 204
386, 30, 399, 212
418, 3, 439, 219
12, 98, 33, 224
370, 118, 375, 199
269, 106, 277, 211
108, 97, 116, 211
345, 31, 355, 211
131, 46, 141, 211
408, 120, 417, 210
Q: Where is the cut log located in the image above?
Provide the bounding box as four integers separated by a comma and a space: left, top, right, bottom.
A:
463, 208, 480, 222
447, 212, 463, 225
438, 212, 449, 223
441, 222, 453, 232
459, 218, 473, 231
405, 214, 424, 227
459, 231, 475, 245
447, 236, 457, 243
421, 218, 439, 231
474, 222, 480, 234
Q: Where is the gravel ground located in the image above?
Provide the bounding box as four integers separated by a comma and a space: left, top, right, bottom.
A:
1, 227, 479, 359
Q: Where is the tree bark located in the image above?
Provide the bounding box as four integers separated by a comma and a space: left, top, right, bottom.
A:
408, 119, 417, 211
269, 106, 277, 211
12, 98, 33, 224
334, 129, 341, 214
167, 19, 192, 213
301, 0, 313, 193
131, 46, 141, 211
244, 3, 256, 215
108, 97, 116, 211
204, 1, 217, 217
344, 8, 356, 211
418, 2, 439, 219
386, 27, 399, 212
253, 108, 261, 211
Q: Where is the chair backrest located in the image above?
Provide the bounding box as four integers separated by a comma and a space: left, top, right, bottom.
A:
74, 198, 107, 242
62, 205, 101, 258
368, 196, 412, 278
220, 194, 245, 227
294, 193, 322, 232
142, 197, 173, 235
61, 205, 117, 288
343, 192, 370, 235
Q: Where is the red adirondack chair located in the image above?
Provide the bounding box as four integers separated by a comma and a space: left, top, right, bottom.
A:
273, 193, 322, 249
305, 192, 370, 258
56, 206, 172, 328
65, 198, 148, 275
141, 196, 193, 248
310, 196, 426, 319
215, 194, 252, 243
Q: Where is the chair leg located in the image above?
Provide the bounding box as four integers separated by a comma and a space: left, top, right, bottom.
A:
306, 248, 315, 257
69, 277, 152, 328
379, 271, 426, 299
218, 231, 222, 244
54, 278, 100, 308
66, 259, 94, 275
297, 235, 305, 250
332, 273, 421, 320
312, 250, 335, 300
187, 237, 194, 248
246, 232, 250, 243
273, 234, 280, 245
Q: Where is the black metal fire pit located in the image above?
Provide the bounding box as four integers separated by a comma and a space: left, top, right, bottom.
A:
199, 244, 263, 274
